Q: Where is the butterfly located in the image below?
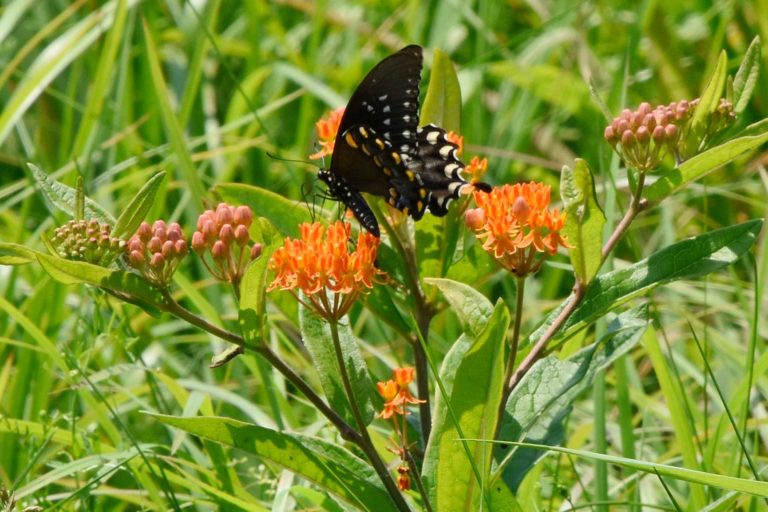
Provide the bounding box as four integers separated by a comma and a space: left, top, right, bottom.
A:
317, 45, 490, 237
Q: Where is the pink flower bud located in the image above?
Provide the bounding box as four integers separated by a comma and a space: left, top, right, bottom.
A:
465, 208, 486, 230
512, 196, 530, 220
638, 102, 651, 116
175, 239, 188, 256
216, 203, 233, 225
652, 125, 665, 144
197, 210, 214, 230
632, 111, 644, 129
191, 231, 207, 253
137, 222, 152, 242
167, 222, 183, 241
129, 250, 145, 267
162, 240, 175, 259
235, 225, 250, 245
617, 120, 629, 134
147, 236, 163, 254
202, 219, 217, 240
604, 125, 616, 142
250, 243, 262, 260
620, 108, 632, 121
664, 124, 678, 140
643, 113, 656, 131
219, 224, 235, 244
152, 220, 167, 232
636, 125, 650, 144
621, 130, 636, 147
212, 240, 227, 261
234, 205, 253, 227
128, 238, 143, 253
150, 252, 165, 269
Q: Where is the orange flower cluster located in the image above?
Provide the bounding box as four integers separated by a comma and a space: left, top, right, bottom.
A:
466, 182, 570, 276
376, 367, 425, 419
309, 107, 345, 160
446, 131, 464, 156
268, 222, 383, 320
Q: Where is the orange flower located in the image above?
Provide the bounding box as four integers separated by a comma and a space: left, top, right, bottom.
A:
309, 107, 345, 160
467, 182, 570, 276
446, 131, 464, 156
376, 367, 425, 419
397, 466, 411, 491
464, 156, 488, 183
268, 221, 384, 320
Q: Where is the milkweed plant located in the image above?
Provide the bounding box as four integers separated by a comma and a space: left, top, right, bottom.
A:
1, 38, 766, 511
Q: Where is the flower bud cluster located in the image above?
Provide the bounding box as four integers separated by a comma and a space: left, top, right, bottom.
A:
192, 203, 261, 284
125, 221, 188, 285
51, 219, 125, 265
604, 100, 697, 171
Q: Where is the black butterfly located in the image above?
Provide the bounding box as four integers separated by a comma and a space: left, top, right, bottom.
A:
317, 45, 490, 237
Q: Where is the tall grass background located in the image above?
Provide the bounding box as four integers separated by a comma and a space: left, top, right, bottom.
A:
0, 0, 766, 510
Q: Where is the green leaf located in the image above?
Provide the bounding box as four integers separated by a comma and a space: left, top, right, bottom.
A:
75, 176, 84, 220
527, 219, 762, 344
238, 220, 281, 346
499, 440, 768, 498
36, 253, 166, 313
421, 48, 462, 131
690, 51, 728, 141
423, 300, 510, 511
0, 242, 37, 265
28, 163, 115, 224
299, 306, 377, 425
732, 36, 761, 114
644, 129, 768, 203
560, 159, 606, 285
498, 305, 648, 491
112, 171, 166, 239
426, 277, 494, 338
215, 183, 315, 237
149, 414, 395, 512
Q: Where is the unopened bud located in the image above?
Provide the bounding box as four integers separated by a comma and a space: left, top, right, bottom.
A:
147, 236, 163, 254
250, 243, 262, 260
234, 205, 253, 227
465, 208, 487, 230
150, 252, 165, 269
212, 240, 227, 261
219, 224, 235, 244
235, 225, 250, 245
191, 231, 207, 253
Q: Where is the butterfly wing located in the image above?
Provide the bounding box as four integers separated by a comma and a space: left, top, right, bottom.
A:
416, 124, 491, 216
324, 46, 426, 234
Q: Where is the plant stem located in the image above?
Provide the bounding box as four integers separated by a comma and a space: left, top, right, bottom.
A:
497, 276, 526, 429
160, 292, 360, 442
328, 320, 412, 512
414, 301, 433, 444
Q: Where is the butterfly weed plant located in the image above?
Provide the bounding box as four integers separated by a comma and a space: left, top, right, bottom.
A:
1, 37, 766, 511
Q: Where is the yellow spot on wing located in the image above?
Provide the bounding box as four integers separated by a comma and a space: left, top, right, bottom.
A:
345, 132, 359, 149
359, 126, 369, 138
391, 152, 401, 164
375, 138, 385, 149
406, 170, 415, 181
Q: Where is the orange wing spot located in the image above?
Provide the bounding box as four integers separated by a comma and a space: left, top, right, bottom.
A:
344, 132, 359, 149
383, 167, 393, 176
362, 144, 371, 156
419, 188, 427, 198
373, 155, 382, 167
375, 138, 386, 149
391, 152, 401, 164
358, 126, 369, 138
405, 170, 415, 181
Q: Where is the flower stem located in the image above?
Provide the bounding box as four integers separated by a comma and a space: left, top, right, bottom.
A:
328, 320, 412, 511
498, 276, 526, 427
159, 292, 360, 442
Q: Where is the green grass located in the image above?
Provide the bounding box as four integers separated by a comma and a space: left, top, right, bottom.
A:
1, 0, 766, 510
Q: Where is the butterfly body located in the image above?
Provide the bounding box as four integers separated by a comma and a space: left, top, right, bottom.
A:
319, 45, 489, 236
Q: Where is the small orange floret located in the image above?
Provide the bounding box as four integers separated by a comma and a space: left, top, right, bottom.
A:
309, 107, 345, 160
465, 156, 488, 183
376, 367, 425, 419
446, 131, 464, 156
468, 182, 571, 276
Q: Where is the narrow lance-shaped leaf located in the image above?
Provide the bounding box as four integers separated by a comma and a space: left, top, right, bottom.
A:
732, 36, 761, 114
150, 414, 395, 512
525, 219, 762, 345
300, 305, 377, 425
560, 159, 605, 285
682, 51, 727, 155
29, 164, 114, 224
644, 129, 768, 203
422, 300, 510, 511
75, 176, 85, 221
497, 304, 648, 491
112, 171, 167, 239
421, 48, 462, 131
